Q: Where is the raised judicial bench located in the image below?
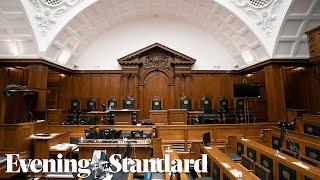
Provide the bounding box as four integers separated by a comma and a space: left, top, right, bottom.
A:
266, 127, 320, 167
199, 144, 259, 180
87, 109, 140, 125
235, 137, 320, 180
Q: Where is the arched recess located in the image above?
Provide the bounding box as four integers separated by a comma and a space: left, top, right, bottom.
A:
143, 72, 170, 118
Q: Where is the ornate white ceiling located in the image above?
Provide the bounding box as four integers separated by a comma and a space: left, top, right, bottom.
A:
0, 0, 318, 70
274, 0, 320, 58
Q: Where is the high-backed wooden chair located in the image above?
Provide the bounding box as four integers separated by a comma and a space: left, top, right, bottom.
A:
152, 96, 162, 110
180, 96, 191, 111
123, 96, 135, 109
107, 97, 117, 109
70, 97, 80, 112
86, 97, 96, 112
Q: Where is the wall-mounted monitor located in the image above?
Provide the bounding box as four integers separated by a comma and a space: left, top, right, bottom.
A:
233, 84, 260, 98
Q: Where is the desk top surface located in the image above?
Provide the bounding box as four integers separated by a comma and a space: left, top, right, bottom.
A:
237, 138, 320, 177
201, 145, 259, 180
29, 132, 68, 140
87, 109, 140, 114
187, 111, 204, 114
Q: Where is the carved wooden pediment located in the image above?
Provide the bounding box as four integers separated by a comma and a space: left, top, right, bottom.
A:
117, 43, 196, 66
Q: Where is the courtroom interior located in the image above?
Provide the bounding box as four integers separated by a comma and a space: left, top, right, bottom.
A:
0, 0, 320, 179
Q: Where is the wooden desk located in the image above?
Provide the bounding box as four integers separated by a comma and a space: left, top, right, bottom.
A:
47, 109, 68, 125
29, 132, 70, 159
200, 144, 259, 180
78, 139, 151, 160
149, 110, 167, 125
107, 109, 140, 125
237, 138, 320, 180
187, 111, 204, 125
168, 109, 187, 125
0, 121, 47, 153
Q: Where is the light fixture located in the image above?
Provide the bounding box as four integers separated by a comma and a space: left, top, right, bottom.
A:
246, 74, 253, 77
292, 67, 305, 71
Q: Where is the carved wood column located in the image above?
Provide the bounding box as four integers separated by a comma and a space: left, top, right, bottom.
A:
264, 66, 287, 122
27, 65, 48, 112
138, 85, 144, 119
174, 75, 181, 108
185, 74, 191, 96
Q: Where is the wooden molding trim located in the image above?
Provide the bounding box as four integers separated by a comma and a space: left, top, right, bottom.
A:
0, 58, 310, 75
0, 59, 73, 74
238, 58, 310, 74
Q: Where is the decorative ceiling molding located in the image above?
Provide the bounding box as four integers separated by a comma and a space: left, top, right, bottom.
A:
30, 0, 84, 36
230, 0, 284, 37
20, 0, 97, 52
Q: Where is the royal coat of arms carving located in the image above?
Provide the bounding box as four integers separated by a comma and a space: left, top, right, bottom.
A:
143, 52, 170, 70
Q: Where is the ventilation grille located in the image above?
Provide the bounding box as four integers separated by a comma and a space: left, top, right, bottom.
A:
248, 0, 272, 8
41, 0, 64, 7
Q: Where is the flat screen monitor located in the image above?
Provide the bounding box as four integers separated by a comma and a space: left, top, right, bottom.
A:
233, 84, 260, 97
203, 132, 211, 147
84, 130, 97, 139
130, 130, 143, 139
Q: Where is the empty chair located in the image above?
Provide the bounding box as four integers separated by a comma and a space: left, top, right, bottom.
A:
108, 97, 117, 109
70, 97, 81, 112
180, 96, 192, 111
152, 96, 162, 110
219, 98, 229, 112
123, 96, 135, 109
200, 94, 212, 114
241, 154, 254, 170
87, 97, 97, 112
254, 162, 271, 180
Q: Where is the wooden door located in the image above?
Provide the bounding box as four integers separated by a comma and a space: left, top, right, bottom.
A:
143, 72, 169, 118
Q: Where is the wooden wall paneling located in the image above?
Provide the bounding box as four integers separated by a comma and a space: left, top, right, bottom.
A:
100, 74, 109, 106
122, 74, 129, 97
81, 74, 92, 110
306, 65, 320, 112
264, 66, 287, 122
92, 75, 103, 110
27, 65, 48, 112
191, 74, 212, 110
185, 75, 191, 96
109, 74, 122, 108
285, 68, 310, 109
70, 75, 82, 109
58, 76, 70, 109
0, 69, 6, 124
210, 75, 222, 109
4, 68, 28, 123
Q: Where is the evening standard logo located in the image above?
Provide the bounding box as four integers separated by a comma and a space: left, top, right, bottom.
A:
6, 154, 207, 178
